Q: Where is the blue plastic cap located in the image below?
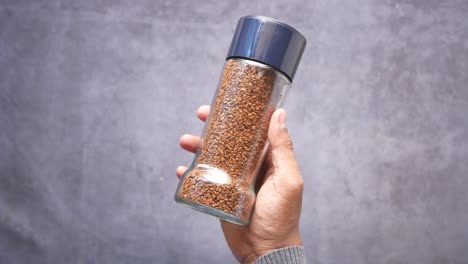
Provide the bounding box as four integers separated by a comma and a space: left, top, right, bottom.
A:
227, 15, 307, 81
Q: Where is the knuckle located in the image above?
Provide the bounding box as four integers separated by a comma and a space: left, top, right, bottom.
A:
281, 134, 294, 151
291, 179, 304, 193
290, 174, 304, 192
296, 179, 304, 190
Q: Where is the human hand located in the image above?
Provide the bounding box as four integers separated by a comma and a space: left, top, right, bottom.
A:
176, 105, 304, 264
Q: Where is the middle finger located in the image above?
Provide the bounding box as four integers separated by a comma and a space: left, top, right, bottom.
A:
179, 134, 202, 153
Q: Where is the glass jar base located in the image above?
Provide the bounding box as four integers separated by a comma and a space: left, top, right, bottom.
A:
175, 195, 249, 226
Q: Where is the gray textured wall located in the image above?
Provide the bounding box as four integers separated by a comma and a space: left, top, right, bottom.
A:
1, 1, 468, 263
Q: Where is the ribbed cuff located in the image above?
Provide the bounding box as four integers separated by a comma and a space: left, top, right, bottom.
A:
253, 246, 305, 264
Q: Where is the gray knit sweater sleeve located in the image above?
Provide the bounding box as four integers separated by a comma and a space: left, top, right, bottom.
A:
253, 246, 305, 264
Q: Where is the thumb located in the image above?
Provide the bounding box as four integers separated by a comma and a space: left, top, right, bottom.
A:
268, 109, 303, 190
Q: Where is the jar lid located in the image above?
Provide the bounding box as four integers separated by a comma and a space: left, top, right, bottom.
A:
226, 15, 307, 81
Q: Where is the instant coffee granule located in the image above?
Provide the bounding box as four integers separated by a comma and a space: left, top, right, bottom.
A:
178, 59, 276, 220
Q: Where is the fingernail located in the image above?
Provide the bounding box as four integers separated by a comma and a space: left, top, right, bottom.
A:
278, 109, 286, 129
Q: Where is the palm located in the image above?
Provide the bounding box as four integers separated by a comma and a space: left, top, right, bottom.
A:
220, 158, 276, 262
177, 105, 303, 264
221, 154, 301, 263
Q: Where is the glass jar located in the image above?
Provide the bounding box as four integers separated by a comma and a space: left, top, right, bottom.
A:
175, 15, 306, 225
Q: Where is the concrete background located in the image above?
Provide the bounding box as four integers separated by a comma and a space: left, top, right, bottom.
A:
1, 0, 468, 263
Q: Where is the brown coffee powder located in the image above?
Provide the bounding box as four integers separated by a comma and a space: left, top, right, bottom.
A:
177, 58, 277, 222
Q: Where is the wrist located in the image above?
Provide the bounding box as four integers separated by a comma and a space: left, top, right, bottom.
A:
242, 253, 260, 264
242, 235, 302, 264
251, 246, 305, 264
